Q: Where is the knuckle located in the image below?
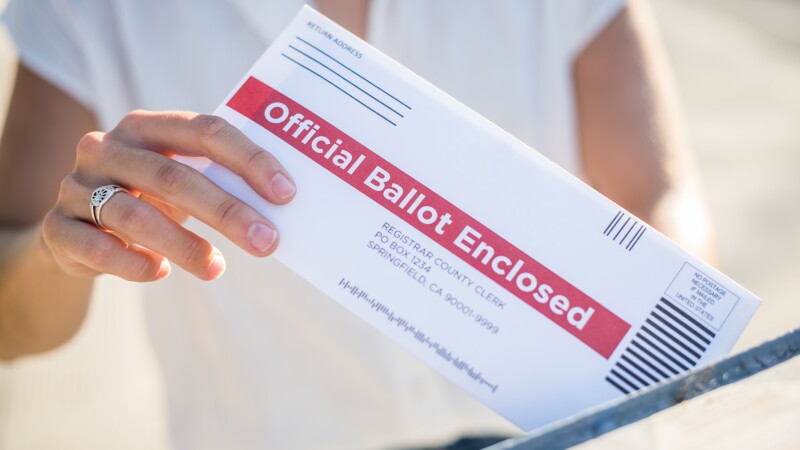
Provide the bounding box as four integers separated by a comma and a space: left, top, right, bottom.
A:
83, 238, 116, 267
42, 208, 74, 255
58, 175, 78, 198
129, 258, 156, 282
58, 176, 71, 194
115, 201, 154, 234
117, 109, 150, 131
181, 236, 208, 267
56, 175, 82, 207
75, 131, 105, 160
215, 197, 244, 229
41, 209, 61, 245
245, 147, 273, 171
77, 131, 104, 150
155, 161, 192, 195
196, 114, 230, 140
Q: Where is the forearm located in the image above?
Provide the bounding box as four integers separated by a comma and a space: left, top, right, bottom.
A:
575, 2, 716, 263
0, 224, 93, 360
646, 182, 716, 264
0, 65, 99, 360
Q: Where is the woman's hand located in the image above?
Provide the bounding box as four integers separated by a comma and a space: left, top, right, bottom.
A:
41, 110, 296, 282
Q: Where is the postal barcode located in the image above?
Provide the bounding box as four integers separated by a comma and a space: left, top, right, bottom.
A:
338, 277, 499, 393
604, 210, 646, 251
605, 297, 716, 394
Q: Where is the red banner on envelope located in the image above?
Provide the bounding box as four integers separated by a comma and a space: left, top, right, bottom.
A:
227, 77, 630, 358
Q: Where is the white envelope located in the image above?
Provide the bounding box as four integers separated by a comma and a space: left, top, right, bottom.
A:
198, 6, 760, 431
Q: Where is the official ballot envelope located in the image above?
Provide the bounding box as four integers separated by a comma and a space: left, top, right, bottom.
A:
199, 6, 760, 430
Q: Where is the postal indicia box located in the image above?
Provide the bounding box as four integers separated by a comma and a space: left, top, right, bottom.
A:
195, 6, 761, 431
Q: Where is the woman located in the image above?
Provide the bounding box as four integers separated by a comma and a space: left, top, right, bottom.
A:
0, 1, 713, 449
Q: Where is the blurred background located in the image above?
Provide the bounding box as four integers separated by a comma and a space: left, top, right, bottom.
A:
0, 0, 798, 449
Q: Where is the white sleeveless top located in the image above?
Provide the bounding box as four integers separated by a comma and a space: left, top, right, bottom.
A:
3, 1, 623, 449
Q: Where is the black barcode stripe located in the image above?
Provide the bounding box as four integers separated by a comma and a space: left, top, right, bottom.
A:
651, 312, 706, 351
627, 349, 669, 380
639, 331, 692, 370
605, 376, 630, 394
635, 335, 686, 373
641, 326, 696, 366
621, 354, 660, 384
613, 217, 631, 240
660, 298, 716, 338
604, 211, 646, 251
646, 318, 703, 359
619, 220, 638, 246
616, 362, 650, 387
627, 227, 646, 251
610, 369, 640, 391
655, 304, 712, 345
632, 341, 680, 375
605, 293, 720, 395
606, 212, 623, 236
604, 211, 622, 235
626, 226, 645, 250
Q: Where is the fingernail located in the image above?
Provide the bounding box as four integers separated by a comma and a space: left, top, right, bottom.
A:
271, 172, 296, 200
247, 223, 277, 253
207, 253, 226, 280
156, 259, 171, 280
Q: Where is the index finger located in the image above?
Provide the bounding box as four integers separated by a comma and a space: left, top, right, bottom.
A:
111, 110, 296, 205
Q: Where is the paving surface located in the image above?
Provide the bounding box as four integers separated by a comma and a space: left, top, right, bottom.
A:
0, 1, 798, 449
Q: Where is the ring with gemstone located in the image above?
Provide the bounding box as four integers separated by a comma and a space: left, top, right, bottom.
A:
90, 185, 130, 231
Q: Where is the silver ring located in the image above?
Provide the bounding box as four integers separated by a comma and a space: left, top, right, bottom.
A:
90, 185, 130, 231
